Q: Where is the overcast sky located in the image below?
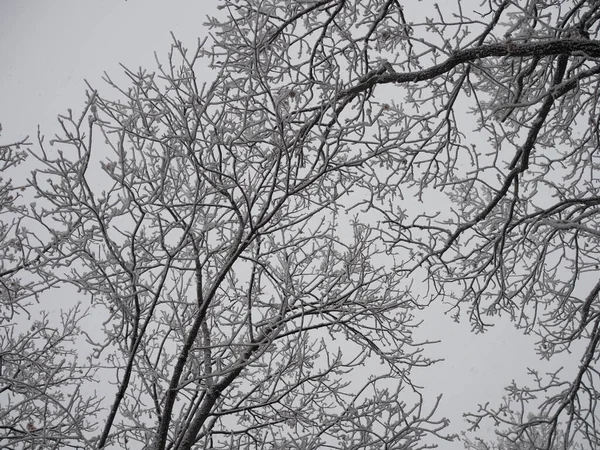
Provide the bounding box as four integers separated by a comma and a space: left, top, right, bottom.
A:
0, 1, 218, 142
0, 2, 579, 448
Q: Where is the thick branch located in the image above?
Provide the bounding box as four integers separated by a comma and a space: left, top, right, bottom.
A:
340, 39, 600, 97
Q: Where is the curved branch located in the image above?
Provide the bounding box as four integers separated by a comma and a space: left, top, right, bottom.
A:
340, 39, 600, 98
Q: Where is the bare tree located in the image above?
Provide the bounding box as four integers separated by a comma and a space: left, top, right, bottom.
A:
0, 129, 104, 449
463, 411, 585, 450
2, 0, 600, 449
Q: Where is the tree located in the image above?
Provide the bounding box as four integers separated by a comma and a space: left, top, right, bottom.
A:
462, 412, 585, 450
2, 0, 600, 449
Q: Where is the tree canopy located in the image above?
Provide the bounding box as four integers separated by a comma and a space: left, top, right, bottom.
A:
1, 1, 600, 449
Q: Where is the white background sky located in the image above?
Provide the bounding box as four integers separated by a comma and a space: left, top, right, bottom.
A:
0, 2, 580, 448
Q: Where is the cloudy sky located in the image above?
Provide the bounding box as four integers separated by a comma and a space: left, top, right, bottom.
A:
0, 1, 218, 142
0, 2, 579, 448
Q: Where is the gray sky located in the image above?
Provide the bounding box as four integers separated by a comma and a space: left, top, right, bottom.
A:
0, 2, 579, 448
0, 1, 217, 142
